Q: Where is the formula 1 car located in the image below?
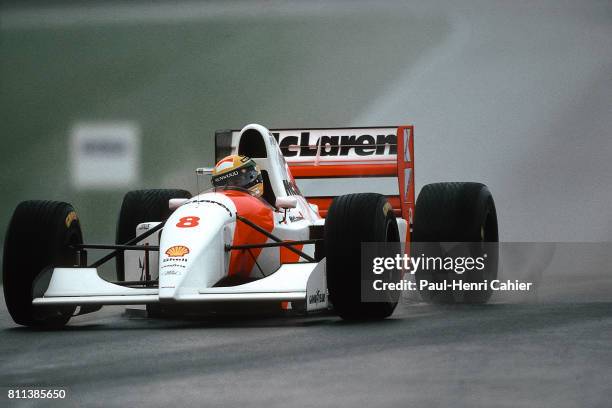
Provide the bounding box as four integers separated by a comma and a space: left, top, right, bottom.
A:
3, 124, 498, 327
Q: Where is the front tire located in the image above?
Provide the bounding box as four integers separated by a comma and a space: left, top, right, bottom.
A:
325, 193, 401, 320
3, 200, 82, 327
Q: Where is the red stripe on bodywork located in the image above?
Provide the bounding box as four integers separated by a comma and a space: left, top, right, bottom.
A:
225, 190, 275, 277
280, 242, 304, 264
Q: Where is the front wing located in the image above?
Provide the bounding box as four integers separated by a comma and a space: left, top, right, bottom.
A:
32, 260, 328, 313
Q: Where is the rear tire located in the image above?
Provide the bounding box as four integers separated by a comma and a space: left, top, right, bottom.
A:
325, 193, 401, 320
115, 189, 191, 281
3, 200, 82, 327
413, 182, 498, 304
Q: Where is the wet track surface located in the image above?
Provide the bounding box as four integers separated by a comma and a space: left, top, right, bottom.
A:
1, 293, 611, 407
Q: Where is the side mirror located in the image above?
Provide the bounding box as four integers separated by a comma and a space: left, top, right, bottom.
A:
275, 196, 298, 210
169, 198, 189, 211
195, 167, 214, 175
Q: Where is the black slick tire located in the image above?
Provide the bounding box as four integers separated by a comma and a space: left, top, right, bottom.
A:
3, 200, 82, 328
412, 182, 498, 304
325, 193, 401, 320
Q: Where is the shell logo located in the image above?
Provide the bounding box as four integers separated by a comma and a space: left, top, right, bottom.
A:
165, 245, 190, 257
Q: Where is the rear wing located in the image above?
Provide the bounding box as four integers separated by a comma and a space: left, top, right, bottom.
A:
215, 126, 414, 224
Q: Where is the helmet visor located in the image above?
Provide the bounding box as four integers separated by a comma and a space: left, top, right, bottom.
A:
212, 165, 262, 190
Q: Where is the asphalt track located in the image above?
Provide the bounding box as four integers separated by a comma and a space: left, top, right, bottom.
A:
1, 288, 611, 407
1, 244, 611, 407
2, 244, 611, 408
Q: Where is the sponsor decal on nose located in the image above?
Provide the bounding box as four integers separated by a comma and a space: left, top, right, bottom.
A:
165, 245, 190, 257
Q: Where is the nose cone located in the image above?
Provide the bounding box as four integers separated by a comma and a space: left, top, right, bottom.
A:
158, 192, 235, 301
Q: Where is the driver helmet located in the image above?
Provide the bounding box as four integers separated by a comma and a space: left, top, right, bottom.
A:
211, 155, 264, 197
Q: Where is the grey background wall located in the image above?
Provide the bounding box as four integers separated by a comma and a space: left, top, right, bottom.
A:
1, 0, 610, 265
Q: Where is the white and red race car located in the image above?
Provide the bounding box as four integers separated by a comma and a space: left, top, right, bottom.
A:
3, 124, 498, 327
